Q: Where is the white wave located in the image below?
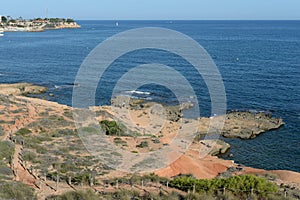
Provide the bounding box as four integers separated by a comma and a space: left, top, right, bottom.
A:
125, 90, 151, 95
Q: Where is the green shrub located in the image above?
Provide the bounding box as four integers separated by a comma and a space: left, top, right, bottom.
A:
66, 18, 75, 23
113, 137, 127, 146
105, 189, 140, 200
0, 141, 14, 163
35, 146, 47, 154
49, 115, 65, 121
170, 174, 279, 197
63, 110, 73, 119
79, 126, 98, 135
58, 162, 82, 174
57, 129, 77, 136
16, 128, 32, 136
23, 150, 39, 163
100, 120, 123, 136
142, 173, 168, 183
0, 181, 37, 200
70, 172, 90, 185
0, 126, 4, 136
0, 165, 13, 177
46, 190, 98, 200
23, 137, 47, 150
136, 141, 149, 148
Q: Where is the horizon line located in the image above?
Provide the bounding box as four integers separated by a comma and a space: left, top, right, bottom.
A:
74, 19, 300, 21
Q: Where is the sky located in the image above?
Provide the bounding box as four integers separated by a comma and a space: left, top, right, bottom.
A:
1, 0, 300, 20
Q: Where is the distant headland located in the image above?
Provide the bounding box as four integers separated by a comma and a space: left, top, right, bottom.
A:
0, 16, 80, 32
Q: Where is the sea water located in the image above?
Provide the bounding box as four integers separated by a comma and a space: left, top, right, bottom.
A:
0, 20, 299, 172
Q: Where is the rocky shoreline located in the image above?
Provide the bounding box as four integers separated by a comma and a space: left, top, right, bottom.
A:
111, 95, 285, 140
0, 83, 299, 199
222, 111, 284, 139
0, 83, 46, 95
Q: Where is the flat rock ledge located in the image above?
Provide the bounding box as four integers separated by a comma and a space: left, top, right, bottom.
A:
222, 111, 284, 139
0, 83, 46, 96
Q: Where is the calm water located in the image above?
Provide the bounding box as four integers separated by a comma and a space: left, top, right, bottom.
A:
0, 20, 299, 172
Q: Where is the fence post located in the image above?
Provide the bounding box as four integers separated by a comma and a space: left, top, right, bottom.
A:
141, 180, 144, 189
284, 190, 287, 198
166, 181, 169, 189
89, 174, 94, 187
68, 176, 72, 185
223, 187, 226, 195
56, 173, 59, 191
15, 168, 18, 180
39, 180, 43, 190
251, 188, 254, 196
116, 179, 119, 189
193, 184, 196, 194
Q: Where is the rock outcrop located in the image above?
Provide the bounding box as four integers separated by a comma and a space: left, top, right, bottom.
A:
222, 111, 284, 139
0, 83, 46, 96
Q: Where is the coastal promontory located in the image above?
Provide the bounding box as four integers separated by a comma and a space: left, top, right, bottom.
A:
0, 16, 80, 32
0, 83, 298, 200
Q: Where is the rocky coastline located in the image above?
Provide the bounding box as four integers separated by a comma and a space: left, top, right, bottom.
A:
0, 17, 80, 32
111, 95, 284, 140
222, 111, 284, 139
0, 83, 299, 199
0, 83, 46, 95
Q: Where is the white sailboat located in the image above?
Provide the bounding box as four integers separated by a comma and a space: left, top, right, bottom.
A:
115, 22, 119, 27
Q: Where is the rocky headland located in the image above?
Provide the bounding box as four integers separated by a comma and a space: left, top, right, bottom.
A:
0, 83, 299, 199
0, 17, 80, 32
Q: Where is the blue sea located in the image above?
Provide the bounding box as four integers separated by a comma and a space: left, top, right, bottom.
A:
0, 20, 299, 172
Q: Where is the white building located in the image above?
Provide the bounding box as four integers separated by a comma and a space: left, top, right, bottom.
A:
0, 16, 2, 23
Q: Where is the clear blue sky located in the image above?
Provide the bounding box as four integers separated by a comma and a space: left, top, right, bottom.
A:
1, 0, 300, 20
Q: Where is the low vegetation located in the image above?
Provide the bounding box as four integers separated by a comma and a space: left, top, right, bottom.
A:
0, 181, 37, 200
16, 128, 32, 136
46, 190, 97, 200
0, 126, 4, 136
100, 120, 142, 137
170, 174, 280, 199
100, 120, 124, 136
0, 141, 14, 180
136, 141, 149, 148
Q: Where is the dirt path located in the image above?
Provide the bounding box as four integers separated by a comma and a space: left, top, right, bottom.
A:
0, 98, 75, 199
7, 100, 41, 187
12, 144, 36, 185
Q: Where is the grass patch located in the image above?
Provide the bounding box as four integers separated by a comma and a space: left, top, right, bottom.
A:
0, 126, 4, 136
0, 181, 37, 200
23, 150, 40, 164
0, 141, 14, 164
46, 189, 97, 200
79, 126, 98, 135
16, 128, 32, 136
113, 137, 127, 146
